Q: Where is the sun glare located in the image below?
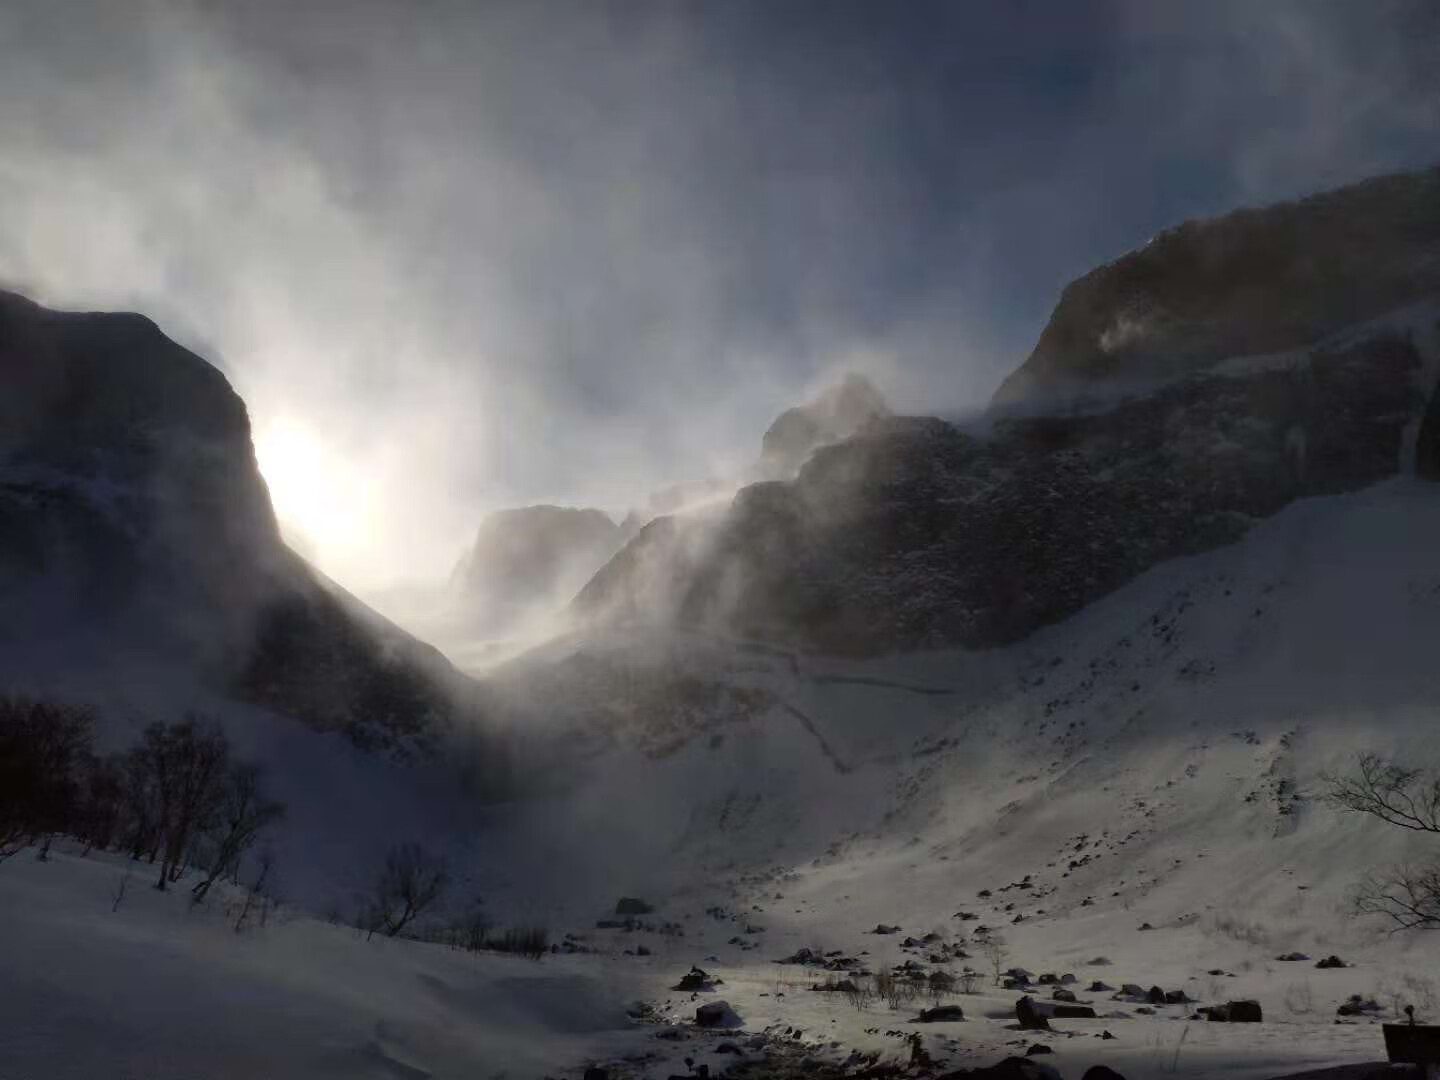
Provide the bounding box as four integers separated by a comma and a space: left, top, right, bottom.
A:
253, 421, 373, 571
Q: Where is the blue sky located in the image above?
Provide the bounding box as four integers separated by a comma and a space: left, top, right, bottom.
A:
1, 0, 1436, 591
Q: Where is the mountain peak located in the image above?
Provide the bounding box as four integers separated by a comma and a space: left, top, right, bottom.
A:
760, 372, 890, 474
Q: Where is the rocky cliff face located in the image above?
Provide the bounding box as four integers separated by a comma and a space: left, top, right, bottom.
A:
576, 168, 1440, 654
993, 164, 1440, 408
0, 290, 466, 755
760, 372, 890, 476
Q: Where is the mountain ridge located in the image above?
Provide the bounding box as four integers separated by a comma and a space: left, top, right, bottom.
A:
0, 288, 472, 756
572, 167, 1440, 656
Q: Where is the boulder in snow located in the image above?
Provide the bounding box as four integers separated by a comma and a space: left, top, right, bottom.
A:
917, 1005, 966, 1022
695, 1000, 741, 1028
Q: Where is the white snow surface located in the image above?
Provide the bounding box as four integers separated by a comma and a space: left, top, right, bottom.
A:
6, 478, 1440, 1078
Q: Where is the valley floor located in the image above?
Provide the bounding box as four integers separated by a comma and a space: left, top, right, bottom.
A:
0, 844, 1419, 1080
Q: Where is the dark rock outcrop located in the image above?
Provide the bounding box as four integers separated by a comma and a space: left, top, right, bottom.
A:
918, 1005, 965, 1022
1202, 1000, 1262, 1022
1049, 1004, 1098, 1020
992, 164, 1440, 407
1016, 997, 1051, 1031
576, 316, 1424, 657
694, 1000, 740, 1028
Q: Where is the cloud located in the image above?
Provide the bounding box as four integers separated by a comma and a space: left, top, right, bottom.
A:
0, 0, 1434, 611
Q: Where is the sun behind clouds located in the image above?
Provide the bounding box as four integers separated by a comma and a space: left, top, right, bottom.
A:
252, 419, 375, 572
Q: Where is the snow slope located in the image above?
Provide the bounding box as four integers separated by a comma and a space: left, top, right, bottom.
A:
457, 477, 1440, 1075
5, 482, 1440, 1078
477, 478, 1440, 926
0, 846, 652, 1080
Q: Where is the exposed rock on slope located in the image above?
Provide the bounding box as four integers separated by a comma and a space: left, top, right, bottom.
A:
576, 169, 1440, 654
761, 372, 890, 475
992, 164, 1440, 407
0, 289, 466, 754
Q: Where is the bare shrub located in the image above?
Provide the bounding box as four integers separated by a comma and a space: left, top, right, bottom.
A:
842, 976, 874, 1011
875, 970, 918, 1011
363, 843, 449, 939
928, 970, 956, 1007
1207, 914, 1270, 945
488, 926, 549, 959
190, 763, 285, 903
231, 850, 276, 934
958, 970, 982, 994
451, 898, 492, 952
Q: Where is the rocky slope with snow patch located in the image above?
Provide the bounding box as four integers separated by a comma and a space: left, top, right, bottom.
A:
992, 163, 1440, 408
577, 301, 1438, 653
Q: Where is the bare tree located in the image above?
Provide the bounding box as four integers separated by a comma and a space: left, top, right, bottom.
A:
118, 746, 162, 862
928, 970, 956, 1007
1350, 864, 1440, 931
139, 718, 229, 891
111, 869, 132, 913
450, 897, 493, 953
0, 698, 94, 861
981, 934, 1010, 986
364, 842, 449, 939
1324, 755, 1440, 930
76, 754, 125, 855
1324, 755, 1440, 833
232, 850, 276, 933
190, 763, 285, 903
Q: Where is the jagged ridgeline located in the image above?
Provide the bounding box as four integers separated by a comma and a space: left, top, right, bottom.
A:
0, 290, 478, 759
575, 164, 1440, 653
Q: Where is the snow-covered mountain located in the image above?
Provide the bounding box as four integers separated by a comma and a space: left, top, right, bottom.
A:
0, 288, 473, 757
573, 169, 1440, 655
6, 165, 1440, 1079
457, 475, 1440, 1077
435, 375, 892, 667
7, 477, 1440, 1079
